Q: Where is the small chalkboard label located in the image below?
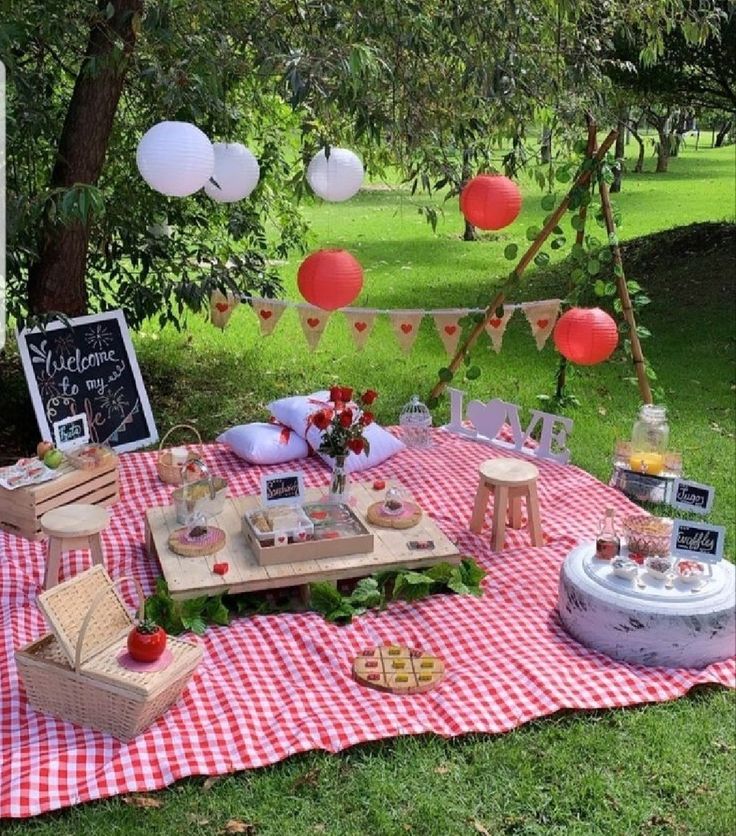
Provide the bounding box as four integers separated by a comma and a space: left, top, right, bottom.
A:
52, 413, 90, 452
672, 478, 714, 515
670, 519, 725, 563
260, 471, 305, 507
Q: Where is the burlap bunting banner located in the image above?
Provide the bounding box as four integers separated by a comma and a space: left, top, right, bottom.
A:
251, 299, 287, 336
388, 311, 424, 354
343, 310, 377, 351
298, 307, 330, 350
432, 312, 464, 357
210, 290, 239, 330
522, 300, 561, 350
484, 306, 515, 353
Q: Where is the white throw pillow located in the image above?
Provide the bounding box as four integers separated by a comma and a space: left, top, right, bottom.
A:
268, 391, 405, 473
268, 391, 331, 437
217, 422, 309, 465
305, 422, 405, 473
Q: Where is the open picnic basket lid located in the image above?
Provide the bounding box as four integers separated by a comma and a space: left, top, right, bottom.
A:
37, 565, 137, 668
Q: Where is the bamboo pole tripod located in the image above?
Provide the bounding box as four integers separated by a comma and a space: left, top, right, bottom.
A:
429, 127, 653, 405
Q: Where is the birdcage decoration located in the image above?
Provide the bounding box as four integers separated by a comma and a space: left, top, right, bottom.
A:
400, 395, 432, 449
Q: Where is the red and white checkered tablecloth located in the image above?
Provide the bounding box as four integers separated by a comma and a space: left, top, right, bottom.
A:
1, 430, 733, 818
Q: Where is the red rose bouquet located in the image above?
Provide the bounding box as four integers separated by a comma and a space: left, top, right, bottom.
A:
310, 388, 378, 499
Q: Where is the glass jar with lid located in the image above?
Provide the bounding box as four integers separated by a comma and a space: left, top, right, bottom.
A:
629, 404, 669, 475
399, 395, 432, 449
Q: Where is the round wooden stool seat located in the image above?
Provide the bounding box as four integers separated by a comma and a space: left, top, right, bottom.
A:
478, 459, 539, 487
470, 458, 543, 551
40, 504, 110, 589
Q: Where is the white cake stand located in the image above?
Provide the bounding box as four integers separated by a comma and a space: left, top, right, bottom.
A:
558, 542, 735, 668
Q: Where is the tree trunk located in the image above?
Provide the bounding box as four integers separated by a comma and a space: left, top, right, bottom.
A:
540, 127, 552, 163
614, 108, 628, 159
630, 126, 645, 173
610, 159, 623, 193
715, 120, 732, 147
656, 128, 670, 172
27, 0, 143, 316
463, 218, 477, 241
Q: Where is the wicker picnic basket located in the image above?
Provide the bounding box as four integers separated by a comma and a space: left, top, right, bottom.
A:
156, 424, 205, 485
15, 565, 202, 740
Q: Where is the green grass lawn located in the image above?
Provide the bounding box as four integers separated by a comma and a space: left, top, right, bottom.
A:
2, 141, 735, 834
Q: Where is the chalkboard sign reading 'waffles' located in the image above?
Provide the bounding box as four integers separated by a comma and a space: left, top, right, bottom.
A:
17, 310, 158, 453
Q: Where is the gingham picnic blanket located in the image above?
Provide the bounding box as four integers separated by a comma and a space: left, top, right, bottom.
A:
1, 430, 733, 818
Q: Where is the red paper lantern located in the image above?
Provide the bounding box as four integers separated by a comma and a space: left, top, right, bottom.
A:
459, 174, 522, 230
297, 249, 364, 310
553, 307, 619, 365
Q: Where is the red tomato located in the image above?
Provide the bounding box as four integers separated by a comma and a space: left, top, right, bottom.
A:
127, 624, 167, 663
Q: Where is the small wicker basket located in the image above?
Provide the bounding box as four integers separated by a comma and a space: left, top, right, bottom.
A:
156, 424, 205, 485
15, 565, 201, 740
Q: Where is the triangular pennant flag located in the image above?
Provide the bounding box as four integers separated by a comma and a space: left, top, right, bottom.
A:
251, 298, 286, 336
388, 311, 424, 354
210, 290, 239, 330
343, 310, 377, 351
432, 312, 464, 356
484, 306, 515, 353
522, 300, 561, 350
298, 306, 330, 350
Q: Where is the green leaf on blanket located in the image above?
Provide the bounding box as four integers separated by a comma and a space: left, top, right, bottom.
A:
144, 556, 487, 633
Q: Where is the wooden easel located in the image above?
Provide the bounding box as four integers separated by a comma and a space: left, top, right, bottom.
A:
429, 121, 653, 405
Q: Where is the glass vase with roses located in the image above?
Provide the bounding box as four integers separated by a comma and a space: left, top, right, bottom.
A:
310, 387, 378, 503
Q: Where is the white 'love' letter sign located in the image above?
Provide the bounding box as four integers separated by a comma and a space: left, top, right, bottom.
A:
445, 388, 573, 464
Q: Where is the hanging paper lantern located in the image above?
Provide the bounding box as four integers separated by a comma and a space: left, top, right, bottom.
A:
306, 148, 364, 202
553, 307, 619, 365
297, 249, 364, 310
136, 121, 214, 197
459, 174, 522, 230
204, 142, 260, 203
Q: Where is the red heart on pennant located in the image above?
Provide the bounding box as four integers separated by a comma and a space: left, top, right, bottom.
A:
307, 317, 320, 328
444, 325, 457, 336
260, 309, 273, 320
536, 319, 549, 329
489, 318, 502, 328
354, 321, 368, 333
215, 302, 229, 313
400, 323, 413, 334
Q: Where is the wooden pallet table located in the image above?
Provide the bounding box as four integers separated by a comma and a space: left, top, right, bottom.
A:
144, 481, 461, 601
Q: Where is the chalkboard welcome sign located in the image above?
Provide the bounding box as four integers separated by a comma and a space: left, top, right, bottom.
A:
17, 310, 158, 453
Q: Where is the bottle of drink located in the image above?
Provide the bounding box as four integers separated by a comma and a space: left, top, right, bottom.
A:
595, 508, 620, 560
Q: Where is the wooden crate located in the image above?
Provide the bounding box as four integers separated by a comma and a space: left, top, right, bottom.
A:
242, 504, 374, 566
145, 480, 462, 601
0, 461, 119, 541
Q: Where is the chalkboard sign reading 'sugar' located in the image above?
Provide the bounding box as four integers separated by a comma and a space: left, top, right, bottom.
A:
672, 478, 715, 515
17, 310, 158, 453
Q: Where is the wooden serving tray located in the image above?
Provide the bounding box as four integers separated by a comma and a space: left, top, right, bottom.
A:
242, 504, 373, 567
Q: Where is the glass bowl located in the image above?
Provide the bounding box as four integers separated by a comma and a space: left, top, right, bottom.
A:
622, 515, 673, 557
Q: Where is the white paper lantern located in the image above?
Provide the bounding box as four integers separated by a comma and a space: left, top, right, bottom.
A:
136, 121, 214, 197
306, 147, 364, 202
204, 142, 261, 203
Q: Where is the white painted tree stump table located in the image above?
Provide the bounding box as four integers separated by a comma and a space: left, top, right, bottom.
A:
559, 542, 736, 668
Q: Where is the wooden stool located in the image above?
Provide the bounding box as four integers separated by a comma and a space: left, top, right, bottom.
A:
469, 459, 543, 551
40, 503, 110, 589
